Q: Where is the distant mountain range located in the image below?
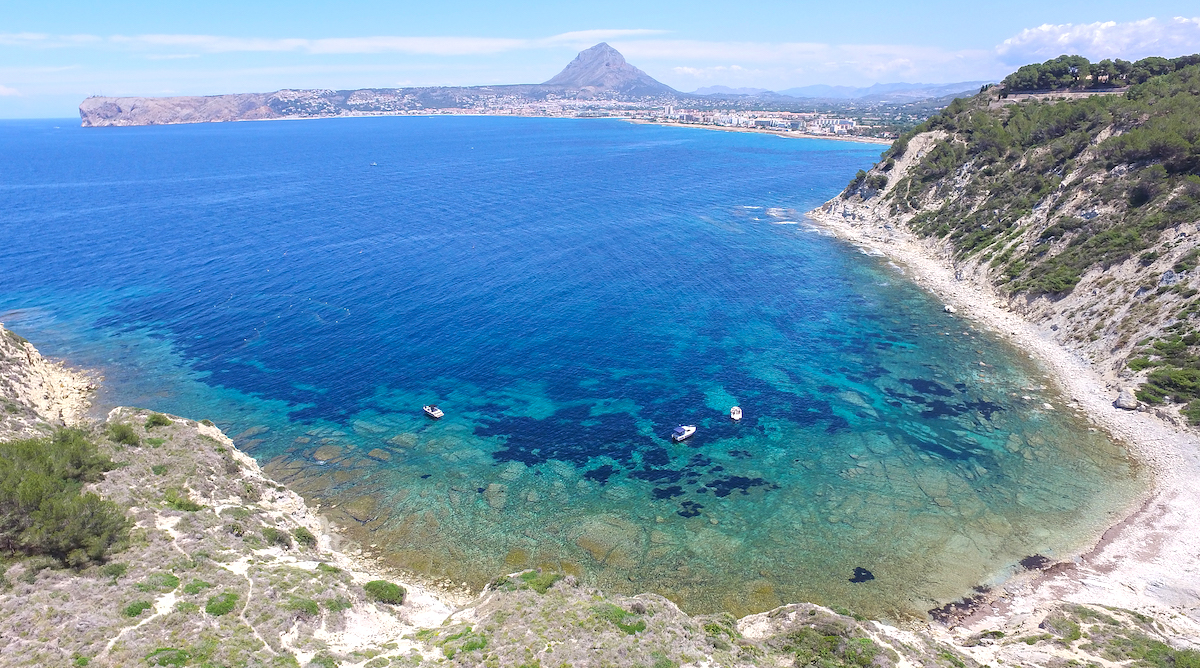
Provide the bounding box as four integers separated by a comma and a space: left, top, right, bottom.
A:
693, 81, 991, 102
691, 86, 772, 96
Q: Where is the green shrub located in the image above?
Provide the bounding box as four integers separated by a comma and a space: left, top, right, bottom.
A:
101, 562, 127, 582
261, 526, 291, 548
205, 591, 238, 616
138, 572, 180, 592
199, 419, 214, 427
324, 597, 352, 612
146, 438, 165, 447
286, 596, 320, 616
144, 413, 172, 429
164, 489, 202, 512
316, 562, 341, 574
145, 648, 190, 666
593, 603, 646, 635
779, 626, 880, 667
0, 429, 128, 566
151, 464, 168, 475
292, 526, 317, 548
364, 580, 406, 605
517, 569, 561, 594
308, 653, 340, 668
122, 600, 152, 617
107, 423, 139, 446
182, 579, 212, 595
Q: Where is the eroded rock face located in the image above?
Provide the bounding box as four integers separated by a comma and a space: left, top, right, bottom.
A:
0, 325, 94, 440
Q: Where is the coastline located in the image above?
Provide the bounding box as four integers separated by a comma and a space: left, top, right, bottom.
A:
624, 117, 894, 144
79, 110, 894, 146
804, 204, 1200, 644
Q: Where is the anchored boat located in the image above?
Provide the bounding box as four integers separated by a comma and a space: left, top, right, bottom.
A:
730, 406, 742, 421
423, 405, 444, 419
671, 425, 696, 442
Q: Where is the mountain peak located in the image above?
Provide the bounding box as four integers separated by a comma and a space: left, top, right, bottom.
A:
544, 43, 674, 95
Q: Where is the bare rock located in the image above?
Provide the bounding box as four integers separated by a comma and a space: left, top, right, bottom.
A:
1114, 389, 1138, 410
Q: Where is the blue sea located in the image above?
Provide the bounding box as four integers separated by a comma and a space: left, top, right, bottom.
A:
0, 116, 1141, 619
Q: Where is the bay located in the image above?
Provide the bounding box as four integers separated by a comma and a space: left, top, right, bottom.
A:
0, 116, 1142, 618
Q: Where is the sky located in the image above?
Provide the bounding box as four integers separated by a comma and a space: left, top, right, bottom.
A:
3, 0, 1200, 117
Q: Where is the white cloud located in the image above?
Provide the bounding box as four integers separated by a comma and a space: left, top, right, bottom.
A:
997, 16, 1200, 64
0, 32, 101, 47
0, 85, 18, 96
543, 29, 667, 45
3, 30, 668, 57
618, 39, 996, 88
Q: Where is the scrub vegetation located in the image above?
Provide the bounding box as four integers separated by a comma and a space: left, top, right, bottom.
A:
0, 429, 128, 566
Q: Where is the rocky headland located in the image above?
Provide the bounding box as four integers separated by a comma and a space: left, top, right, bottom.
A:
78, 43, 678, 128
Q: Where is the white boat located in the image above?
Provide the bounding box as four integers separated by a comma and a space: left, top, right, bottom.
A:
671, 425, 696, 442
423, 405, 444, 419
730, 406, 742, 421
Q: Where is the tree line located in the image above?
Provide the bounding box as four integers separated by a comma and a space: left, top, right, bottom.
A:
1001, 53, 1200, 93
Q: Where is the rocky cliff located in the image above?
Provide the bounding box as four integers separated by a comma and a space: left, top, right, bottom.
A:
0, 327, 94, 440
812, 55, 1200, 426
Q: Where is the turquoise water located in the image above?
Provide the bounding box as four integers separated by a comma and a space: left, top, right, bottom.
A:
0, 117, 1140, 618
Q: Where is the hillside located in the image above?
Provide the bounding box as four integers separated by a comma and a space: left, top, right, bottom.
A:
814, 54, 1200, 426
543, 42, 675, 96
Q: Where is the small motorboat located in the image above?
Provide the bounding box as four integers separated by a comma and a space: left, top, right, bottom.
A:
730, 406, 742, 421
423, 405, 444, 419
671, 425, 696, 442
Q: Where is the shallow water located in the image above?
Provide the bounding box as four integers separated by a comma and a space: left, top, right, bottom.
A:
0, 116, 1142, 618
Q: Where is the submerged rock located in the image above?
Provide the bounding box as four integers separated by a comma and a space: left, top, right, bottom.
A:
849, 567, 875, 583
485, 483, 508, 509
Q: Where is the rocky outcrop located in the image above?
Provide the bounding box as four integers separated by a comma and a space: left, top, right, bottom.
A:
1116, 388, 1139, 409
0, 325, 94, 439
78, 93, 277, 127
